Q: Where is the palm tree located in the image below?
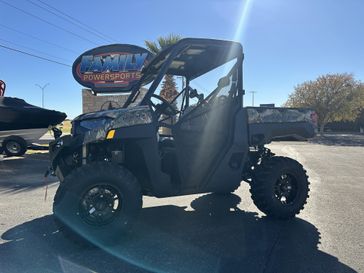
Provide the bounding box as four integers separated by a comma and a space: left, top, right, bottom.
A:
145, 34, 181, 102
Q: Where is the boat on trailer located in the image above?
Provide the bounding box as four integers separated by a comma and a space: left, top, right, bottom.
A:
0, 97, 66, 156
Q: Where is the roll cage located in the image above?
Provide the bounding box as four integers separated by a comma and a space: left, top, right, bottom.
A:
124, 38, 244, 110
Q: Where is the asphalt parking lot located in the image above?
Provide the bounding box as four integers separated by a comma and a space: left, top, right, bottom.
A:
0, 134, 363, 273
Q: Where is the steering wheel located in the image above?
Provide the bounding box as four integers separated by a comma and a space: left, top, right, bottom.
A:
150, 94, 178, 118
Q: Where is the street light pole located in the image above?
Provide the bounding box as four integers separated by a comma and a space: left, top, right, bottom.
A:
249, 91, 257, 106
35, 83, 49, 108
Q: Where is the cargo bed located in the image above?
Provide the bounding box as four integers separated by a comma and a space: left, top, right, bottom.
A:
246, 107, 317, 145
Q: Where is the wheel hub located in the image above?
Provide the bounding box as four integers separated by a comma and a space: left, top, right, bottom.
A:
274, 173, 298, 205
79, 185, 121, 226
6, 141, 21, 154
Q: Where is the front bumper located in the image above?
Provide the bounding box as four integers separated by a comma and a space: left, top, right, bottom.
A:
49, 134, 82, 166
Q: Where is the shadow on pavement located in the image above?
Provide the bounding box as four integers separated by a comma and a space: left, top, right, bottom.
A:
309, 133, 364, 147
0, 152, 57, 194
0, 193, 357, 273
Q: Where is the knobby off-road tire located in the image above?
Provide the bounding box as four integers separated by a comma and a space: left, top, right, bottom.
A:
53, 162, 142, 246
250, 156, 309, 220
3, 136, 27, 157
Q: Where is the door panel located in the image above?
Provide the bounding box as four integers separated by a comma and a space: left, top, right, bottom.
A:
173, 99, 236, 190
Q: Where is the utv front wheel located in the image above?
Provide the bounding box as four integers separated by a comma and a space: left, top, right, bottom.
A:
250, 156, 309, 220
53, 162, 142, 245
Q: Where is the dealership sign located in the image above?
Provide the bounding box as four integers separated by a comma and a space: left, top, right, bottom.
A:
72, 44, 154, 93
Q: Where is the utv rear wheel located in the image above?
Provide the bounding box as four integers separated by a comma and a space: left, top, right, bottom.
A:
250, 156, 309, 220
53, 162, 142, 246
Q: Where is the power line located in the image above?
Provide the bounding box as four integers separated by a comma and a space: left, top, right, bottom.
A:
0, 23, 79, 54
0, 43, 71, 67
36, 0, 117, 43
0, 0, 99, 46
0, 38, 71, 63
27, 0, 115, 44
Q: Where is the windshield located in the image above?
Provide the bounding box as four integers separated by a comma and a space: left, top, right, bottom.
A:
126, 77, 157, 108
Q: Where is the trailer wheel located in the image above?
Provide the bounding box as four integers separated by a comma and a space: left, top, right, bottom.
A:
53, 162, 142, 246
250, 156, 309, 220
3, 136, 27, 157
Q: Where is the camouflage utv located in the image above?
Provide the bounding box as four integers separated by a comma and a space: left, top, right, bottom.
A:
49, 38, 316, 244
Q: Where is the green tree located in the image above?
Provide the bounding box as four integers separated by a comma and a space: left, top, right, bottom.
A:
354, 84, 364, 131
145, 34, 181, 102
285, 73, 362, 133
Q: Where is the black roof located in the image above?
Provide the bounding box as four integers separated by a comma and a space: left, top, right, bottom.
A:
144, 38, 243, 80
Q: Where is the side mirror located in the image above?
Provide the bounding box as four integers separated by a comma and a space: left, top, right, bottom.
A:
218, 76, 230, 88
52, 127, 63, 139
189, 88, 198, 98
189, 88, 204, 102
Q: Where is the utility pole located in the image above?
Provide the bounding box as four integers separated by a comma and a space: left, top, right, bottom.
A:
35, 83, 49, 108
249, 91, 257, 106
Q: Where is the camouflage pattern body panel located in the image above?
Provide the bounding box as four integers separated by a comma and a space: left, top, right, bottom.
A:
79, 106, 153, 144
110, 106, 153, 128
247, 107, 315, 124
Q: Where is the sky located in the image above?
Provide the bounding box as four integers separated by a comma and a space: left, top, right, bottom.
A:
0, 0, 363, 119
